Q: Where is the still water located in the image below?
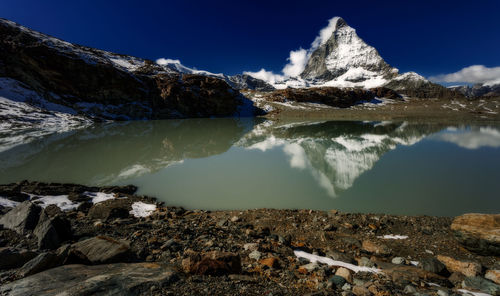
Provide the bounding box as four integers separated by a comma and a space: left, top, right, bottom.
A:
1, 118, 499, 216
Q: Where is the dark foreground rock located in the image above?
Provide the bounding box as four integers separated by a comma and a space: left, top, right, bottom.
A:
0, 201, 41, 234
0, 263, 178, 296
0, 181, 499, 295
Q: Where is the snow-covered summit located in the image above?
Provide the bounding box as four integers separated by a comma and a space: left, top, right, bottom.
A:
300, 17, 397, 82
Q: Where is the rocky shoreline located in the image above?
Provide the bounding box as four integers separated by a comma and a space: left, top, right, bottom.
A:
0, 181, 499, 295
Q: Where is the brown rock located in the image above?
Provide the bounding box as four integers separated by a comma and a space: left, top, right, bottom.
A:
384, 265, 448, 287
352, 285, 371, 296
259, 257, 280, 269
436, 255, 481, 277
362, 240, 391, 256
182, 250, 241, 275
451, 213, 500, 256
335, 267, 352, 283
486, 270, 500, 285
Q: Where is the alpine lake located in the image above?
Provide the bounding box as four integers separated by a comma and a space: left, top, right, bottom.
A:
1, 118, 499, 217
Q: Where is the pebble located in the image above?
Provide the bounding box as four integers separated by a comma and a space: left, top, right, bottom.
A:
248, 250, 261, 261
436, 289, 448, 296
391, 257, 405, 265
357, 257, 374, 267
300, 262, 319, 273
328, 275, 346, 288
243, 243, 258, 251
335, 267, 352, 283
403, 285, 417, 293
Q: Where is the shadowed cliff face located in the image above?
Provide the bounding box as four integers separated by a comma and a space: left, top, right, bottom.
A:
0, 19, 253, 120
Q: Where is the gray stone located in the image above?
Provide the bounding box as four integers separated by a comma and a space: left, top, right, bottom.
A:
403, 285, 417, 293
326, 250, 355, 264
0, 247, 37, 269
436, 289, 449, 296
249, 250, 262, 261
462, 276, 500, 295
328, 275, 346, 288
70, 236, 130, 264
243, 243, 258, 251
419, 257, 448, 276
300, 262, 319, 272
0, 201, 41, 234
391, 257, 405, 265
17, 252, 61, 277
33, 212, 71, 250
0, 263, 178, 296
357, 257, 374, 267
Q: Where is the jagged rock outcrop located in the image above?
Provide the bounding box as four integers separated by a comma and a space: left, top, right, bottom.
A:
0, 18, 256, 120
449, 83, 500, 98
385, 72, 464, 99
267, 86, 400, 108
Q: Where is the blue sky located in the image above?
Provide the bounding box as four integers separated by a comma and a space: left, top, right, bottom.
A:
1, 0, 499, 81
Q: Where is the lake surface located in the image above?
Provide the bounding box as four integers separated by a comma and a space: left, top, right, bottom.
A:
1, 118, 499, 216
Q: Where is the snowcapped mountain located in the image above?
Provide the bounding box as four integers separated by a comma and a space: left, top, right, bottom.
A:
156, 58, 274, 91
448, 83, 500, 98
300, 17, 397, 83
243, 17, 460, 98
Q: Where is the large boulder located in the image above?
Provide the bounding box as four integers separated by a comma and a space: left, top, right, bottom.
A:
0, 263, 178, 296
436, 255, 482, 277
33, 211, 72, 250
87, 198, 133, 221
451, 213, 500, 256
0, 201, 41, 234
0, 247, 37, 270
17, 252, 61, 277
69, 236, 131, 264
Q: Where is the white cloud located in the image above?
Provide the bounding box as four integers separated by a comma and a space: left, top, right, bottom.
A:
432, 127, 500, 149
311, 16, 341, 50
156, 58, 181, 65
245, 16, 342, 84
243, 68, 284, 85
282, 48, 309, 77
429, 65, 500, 86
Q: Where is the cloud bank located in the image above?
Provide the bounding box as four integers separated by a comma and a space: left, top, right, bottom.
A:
429, 65, 500, 86
245, 16, 341, 84
156, 58, 181, 65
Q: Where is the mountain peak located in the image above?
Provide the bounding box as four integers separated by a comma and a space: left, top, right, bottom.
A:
300, 17, 397, 83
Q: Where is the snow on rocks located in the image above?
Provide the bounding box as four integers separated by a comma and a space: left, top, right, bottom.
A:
129, 201, 157, 218
31, 194, 80, 211
83, 192, 117, 204
378, 235, 408, 240
294, 250, 381, 273
0, 197, 20, 208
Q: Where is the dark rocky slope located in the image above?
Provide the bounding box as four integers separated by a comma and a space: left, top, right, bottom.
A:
0, 18, 258, 120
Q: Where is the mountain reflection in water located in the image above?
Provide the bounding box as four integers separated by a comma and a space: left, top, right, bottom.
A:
0, 119, 499, 216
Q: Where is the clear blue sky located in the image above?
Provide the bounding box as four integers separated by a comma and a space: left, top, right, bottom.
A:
1, 0, 499, 77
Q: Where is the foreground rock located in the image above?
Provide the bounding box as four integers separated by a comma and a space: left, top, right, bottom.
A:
0, 181, 499, 295
69, 236, 131, 264
0, 263, 178, 296
182, 250, 241, 275
451, 213, 500, 256
0, 202, 41, 234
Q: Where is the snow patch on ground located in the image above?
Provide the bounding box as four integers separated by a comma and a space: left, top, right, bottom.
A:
294, 250, 380, 273
129, 201, 156, 218
457, 289, 492, 296
0, 197, 20, 208
30, 194, 80, 211
84, 192, 116, 204
378, 235, 408, 240
0, 77, 91, 152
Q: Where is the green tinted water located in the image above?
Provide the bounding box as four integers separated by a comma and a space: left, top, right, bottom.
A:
1, 119, 499, 216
